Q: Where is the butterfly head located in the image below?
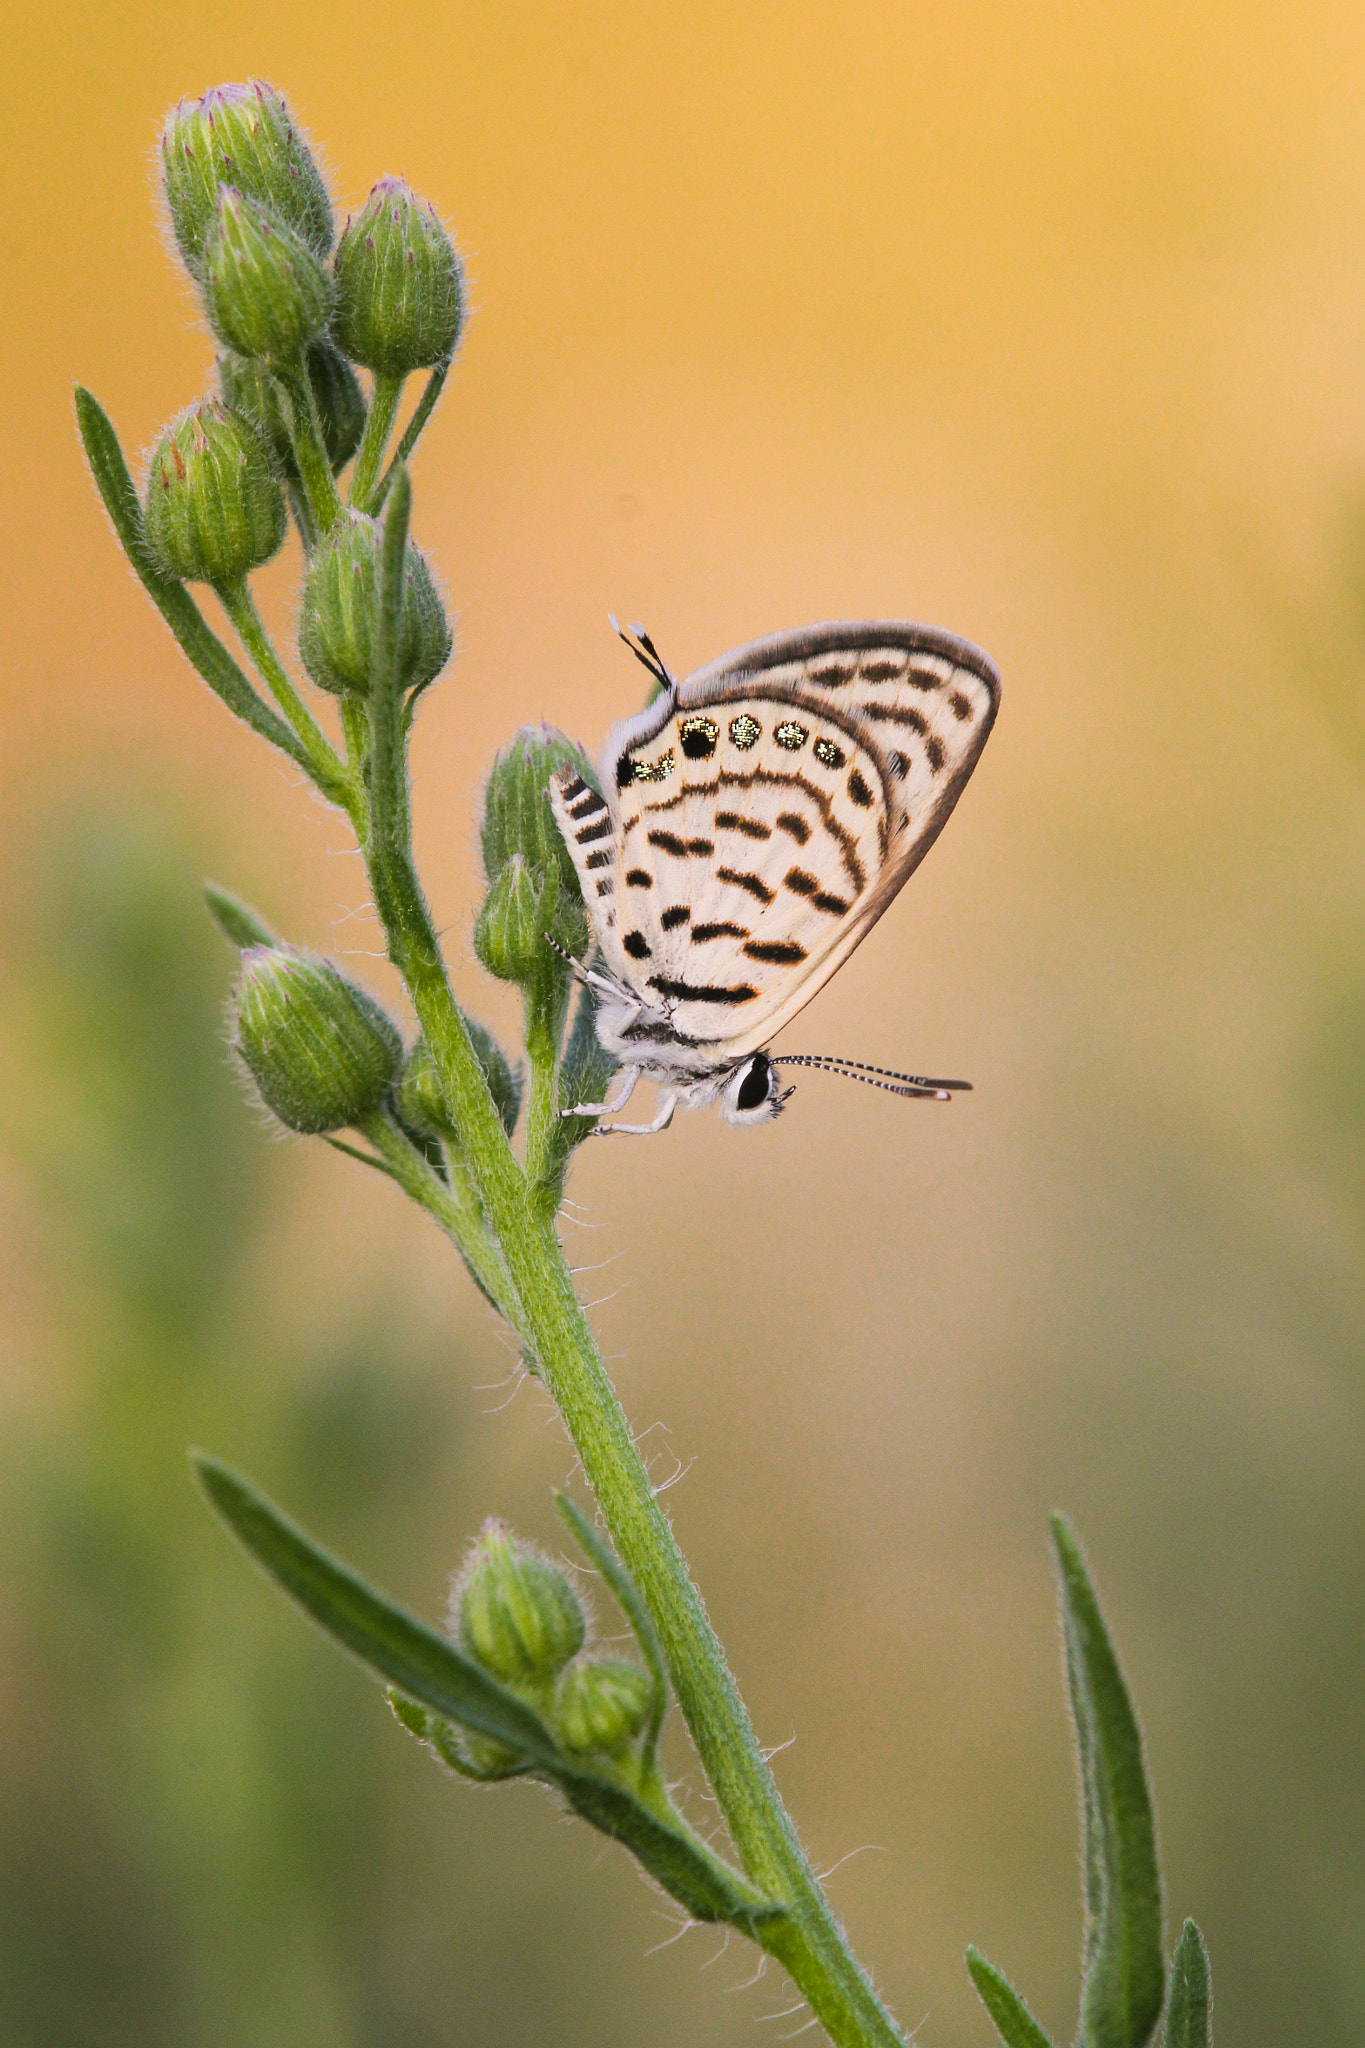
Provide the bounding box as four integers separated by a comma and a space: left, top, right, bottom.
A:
718, 1049, 794, 1127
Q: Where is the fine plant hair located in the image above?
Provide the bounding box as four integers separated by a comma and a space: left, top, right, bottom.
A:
77, 81, 1214, 2048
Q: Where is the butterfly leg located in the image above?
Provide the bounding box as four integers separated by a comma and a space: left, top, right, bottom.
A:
559, 1066, 640, 1120
590, 1091, 677, 1138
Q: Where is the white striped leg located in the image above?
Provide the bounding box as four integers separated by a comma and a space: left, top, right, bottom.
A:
560, 1067, 639, 1120
590, 1091, 677, 1137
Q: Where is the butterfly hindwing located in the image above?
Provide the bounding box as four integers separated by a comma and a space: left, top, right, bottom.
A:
551, 620, 999, 1071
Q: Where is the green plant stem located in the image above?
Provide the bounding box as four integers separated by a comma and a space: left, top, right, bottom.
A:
357, 1112, 524, 1338
359, 473, 905, 2048
371, 361, 448, 512
349, 370, 404, 512
215, 581, 357, 818
523, 982, 570, 1199
275, 354, 343, 534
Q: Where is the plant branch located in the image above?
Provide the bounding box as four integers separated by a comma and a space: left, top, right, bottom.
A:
371, 361, 448, 512
215, 579, 357, 817
349, 370, 404, 512
74, 386, 314, 777
273, 354, 343, 535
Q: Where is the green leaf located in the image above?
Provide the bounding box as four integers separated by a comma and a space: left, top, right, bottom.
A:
192, 1452, 562, 1767
204, 881, 277, 950
73, 387, 310, 772
194, 1454, 783, 1934
965, 1948, 1058, 2048
556, 1491, 667, 1755
1050, 1514, 1165, 2048
1162, 1922, 1211, 2048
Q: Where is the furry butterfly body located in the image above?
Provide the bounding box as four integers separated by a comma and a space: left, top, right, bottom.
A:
549, 620, 1000, 1132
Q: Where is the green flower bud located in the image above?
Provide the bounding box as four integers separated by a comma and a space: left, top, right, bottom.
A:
333, 177, 464, 377
397, 1026, 523, 1143
205, 186, 333, 362
220, 336, 365, 476
454, 1520, 585, 1691
161, 81, 332, 280
230, 944, 401, 1134
144, 398, 286, 585
474, 857, 589, 987
480, 727, 599, 897
298, 509, 450, 697
553, 1657, 654, 1758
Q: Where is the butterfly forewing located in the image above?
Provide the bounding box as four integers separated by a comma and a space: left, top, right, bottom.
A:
550, 620, 999, 1071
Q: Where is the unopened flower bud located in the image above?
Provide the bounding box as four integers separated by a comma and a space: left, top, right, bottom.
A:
553, 1657, 654, 1757
230, 944, 401, 1134
474, 857, 588, 987
298, 509, 450, 697
144, 399, 285, 585
220, 336, 365, 476
480, 727, 598, 897
333, 177, 464, 377
454, 1520, 585, 1691
205, 186, 333, 362
161, 81, 332, 280
397, 1026, 523, 1143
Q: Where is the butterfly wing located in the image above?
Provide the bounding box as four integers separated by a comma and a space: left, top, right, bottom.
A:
552, 621, 999, 1067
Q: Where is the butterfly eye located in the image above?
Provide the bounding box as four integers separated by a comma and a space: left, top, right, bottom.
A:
734, 1052, 773, 1113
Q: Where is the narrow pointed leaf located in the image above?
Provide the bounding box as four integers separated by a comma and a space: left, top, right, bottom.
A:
1050, 1514, 1164, 2048
74, 387, 308, 770
1163, 1922, 1211, 2048
193, 1453, 561, 1766
204, 881, 277, 950
966, 1948, 1058, 2048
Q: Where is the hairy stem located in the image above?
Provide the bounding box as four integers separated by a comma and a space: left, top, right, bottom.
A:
372, 361, 449, 512
274, 354, 343, 535
349, 370, 404, 513
215, 581, 357, 818
358, 1112, 525, 1337
358, 475, 905, 2048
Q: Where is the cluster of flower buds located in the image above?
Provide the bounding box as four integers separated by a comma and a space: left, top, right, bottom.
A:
446, 1521, 652, 1776
143, 79, 464, 628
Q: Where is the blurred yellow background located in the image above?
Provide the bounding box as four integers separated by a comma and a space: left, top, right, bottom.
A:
4, 1, 1365, 2042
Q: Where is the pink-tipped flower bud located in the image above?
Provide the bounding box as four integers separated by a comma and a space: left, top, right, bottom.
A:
204, 186, 333, 363
161, 81, 332, 281
144, 398, 285, 585
333, 177, 464, 377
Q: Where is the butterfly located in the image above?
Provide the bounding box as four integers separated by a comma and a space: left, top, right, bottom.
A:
548, 618, 1000, 1133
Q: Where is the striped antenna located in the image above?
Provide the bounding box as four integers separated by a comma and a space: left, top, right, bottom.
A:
771, 1054, 972, 1101
609, 615, 675, 692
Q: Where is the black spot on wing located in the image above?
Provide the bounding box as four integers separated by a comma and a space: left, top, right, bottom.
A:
776, 812, 810, 844
716, 811, 770, 840
743, 939, 808, 964
847, 768, 874, 808
949, 690, 973, 720
813, 890, 849, 915
623, 931, 651, 959
648, 975, 757, 1005
625, 868, 652, 888
926, 734, 945, 772
660, 905, 690, 929
576, 816, 613, 844
718, 867, 776, 904
693, 921, 748, 943
585, 850, 612, 870
860, 657, 906, 683
647, 828, 713, 857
